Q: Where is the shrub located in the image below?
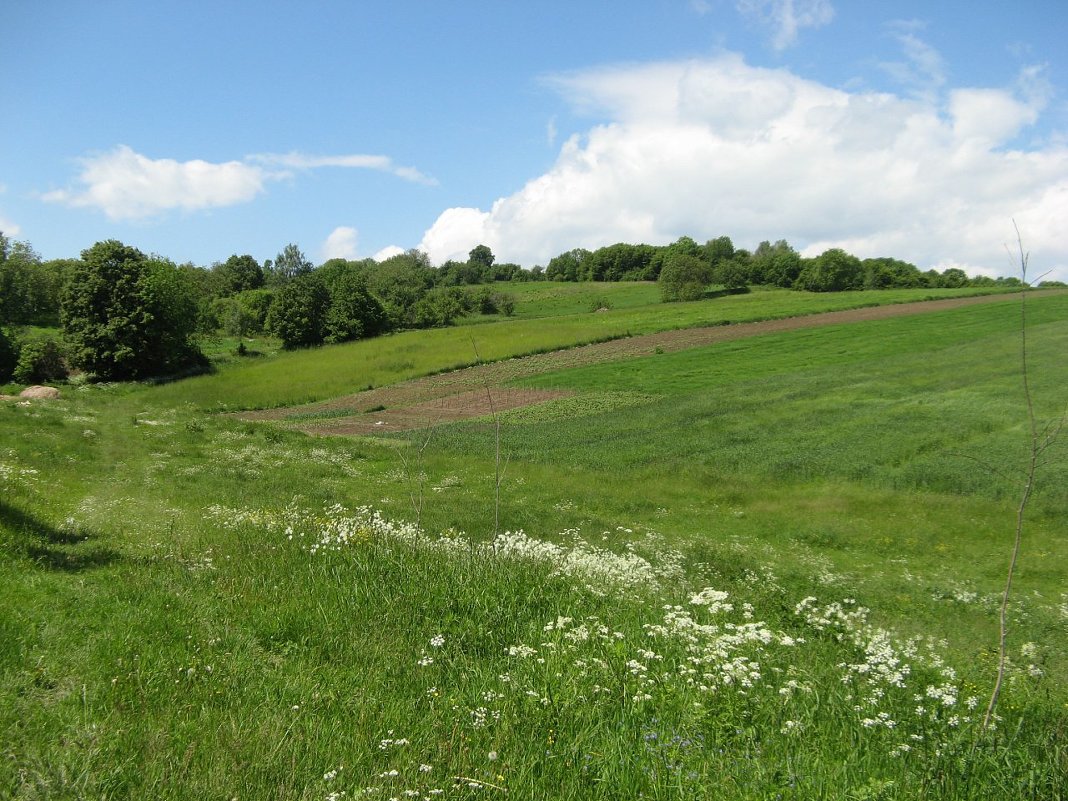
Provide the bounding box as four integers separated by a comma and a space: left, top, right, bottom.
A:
659, 254, 712, 302
0, 327, 17, 382
714, 258, 750, 290
794, 248, 864, 292
13, 336, 68, 384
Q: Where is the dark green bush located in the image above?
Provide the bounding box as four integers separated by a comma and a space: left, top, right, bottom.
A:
0, 327, 17, 382
13, 337, 68, 384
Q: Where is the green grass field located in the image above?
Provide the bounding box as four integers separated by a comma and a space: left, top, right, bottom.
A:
2, 288, 1065, 799
471, 280, 663, 318
147, 285, 1007, 411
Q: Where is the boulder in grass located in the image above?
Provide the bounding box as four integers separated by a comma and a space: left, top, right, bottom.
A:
19, 385, 61, 400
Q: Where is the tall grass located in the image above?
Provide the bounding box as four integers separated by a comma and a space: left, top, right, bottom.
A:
1, 290, 1065, 799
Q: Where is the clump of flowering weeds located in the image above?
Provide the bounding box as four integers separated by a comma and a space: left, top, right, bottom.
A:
207, 502, 1060, 799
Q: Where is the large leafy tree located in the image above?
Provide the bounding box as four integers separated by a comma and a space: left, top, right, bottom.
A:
659, 253, 712, 302
215, 254, 264, 294
265, 272, 331, 348
586, 243, 661, 281
264, 243, 314, 287
751, 240, 801, 288
468, 244, 495, 272
545, 248, 590, 282
0, 236, 70, 325
703, 235, 735, 266
323, 269, 388, 344
363, 250, 436, 327
794, 248, 863, 292
62, 240, 205, 380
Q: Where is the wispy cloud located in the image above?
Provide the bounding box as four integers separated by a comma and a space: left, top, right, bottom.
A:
248, 152, 437, 185
880, 21, 946, 102
735, 0, 834, 51
0, 215, 20, 238
43, 146, 436, 220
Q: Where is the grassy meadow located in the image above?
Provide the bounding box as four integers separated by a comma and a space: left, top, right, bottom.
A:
147, 285, 1007, 411
2, 285, 1066, 799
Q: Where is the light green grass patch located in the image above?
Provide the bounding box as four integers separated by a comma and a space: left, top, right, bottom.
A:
494, 280, 662, 318
470, 390, 661, 425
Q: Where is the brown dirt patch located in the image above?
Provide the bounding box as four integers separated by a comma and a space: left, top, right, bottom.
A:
295, 388, 572, 436
241, 292, 1034, 436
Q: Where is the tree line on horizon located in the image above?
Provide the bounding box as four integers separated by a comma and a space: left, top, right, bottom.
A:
1, 230, 1059, 384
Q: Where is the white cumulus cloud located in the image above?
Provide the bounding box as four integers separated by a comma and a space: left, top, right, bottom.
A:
417, 53, 1068, 282
372, 245, 406, 261
419, 208, 492, 265
42, 145, 269, 220
43, 146, 435, 220
321, 226, 359, 261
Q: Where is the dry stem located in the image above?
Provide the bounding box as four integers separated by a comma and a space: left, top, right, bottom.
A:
981, 221, 1061, 731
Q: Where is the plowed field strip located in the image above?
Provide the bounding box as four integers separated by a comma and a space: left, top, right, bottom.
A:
303, 388, 572, 436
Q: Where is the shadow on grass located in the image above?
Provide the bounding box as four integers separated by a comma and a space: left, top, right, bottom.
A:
703, 286, 752, 300
0, 499, 120, 571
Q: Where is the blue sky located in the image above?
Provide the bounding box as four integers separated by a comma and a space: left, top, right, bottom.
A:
2, 0, 1066, 281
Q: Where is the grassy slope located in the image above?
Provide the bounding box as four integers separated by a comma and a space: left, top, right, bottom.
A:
427, 293, 1068, 657
1, 289, 1065, 800
150, 286, 1008, 411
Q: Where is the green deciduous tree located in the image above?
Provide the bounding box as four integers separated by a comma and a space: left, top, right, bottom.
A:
364, 250, 436, 328
749, 240, 801, 287
714, 258, 750, 290
546, 248, 590, 282
0, 236, 70, 326
265, 272, 331, 349
264, 243, 313, 287
215, 254, 264, 294
659, 253, 712, 302
794, 248, 863, 292
411, 287, 465, 328
938, 267, 969, 288
703, 235, 735, 267
62, 240, 206, 380
324, 270, 388, 344
861, 257, 925, 289
468, 244, 495, 271
586, 243, 661, 281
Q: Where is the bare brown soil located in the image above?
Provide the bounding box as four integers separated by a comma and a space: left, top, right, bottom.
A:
301, 388, 572, 436
241, 293, 1028, 436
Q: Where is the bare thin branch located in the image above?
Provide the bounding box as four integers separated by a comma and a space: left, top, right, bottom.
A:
470, 337, 506, 536
982, 220, 1053, 733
